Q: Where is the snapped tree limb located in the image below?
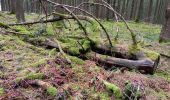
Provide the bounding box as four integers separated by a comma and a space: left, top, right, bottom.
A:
24, 37, 160, 74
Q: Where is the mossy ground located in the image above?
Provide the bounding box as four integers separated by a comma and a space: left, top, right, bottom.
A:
0, 12, 170, 99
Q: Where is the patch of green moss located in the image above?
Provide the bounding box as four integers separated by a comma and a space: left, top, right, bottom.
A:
68, 56, 84, 65
14, 36, 26, 46
89, 66, 101, 72
59, 38, 73, 43
46, 24, 55, 36
30, 58, 48, 67
17, 69, 30, 76
29, 45, 48, 55
98, 92, 110, 100
12, 26, 30, 34
68, 47, 80, 56
15, 72, 46, 82
128, 44, 142, 54
0, 87, 4, 95
26, 72, 45, 80
48, 48, 57, 57
79, 39, 91, 52
128, 44, 159, 60
155, 71, 170, 82
143, 49, 160, 61
103, 80, 122, 99
0, 22, 10, 29
72, 65, 84, 73
47, 86, 57, 97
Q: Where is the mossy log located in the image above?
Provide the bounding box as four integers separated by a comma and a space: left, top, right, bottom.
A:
24, 38, 159, 74
92, 44, 160, 61
85, 52, 158, 74
91, 44, 160, 74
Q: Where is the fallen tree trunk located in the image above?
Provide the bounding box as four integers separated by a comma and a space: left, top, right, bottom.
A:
24, 38, 160, 74
86, 52, 159, 74
8, 14, 94, 26
92, 43, 160, 61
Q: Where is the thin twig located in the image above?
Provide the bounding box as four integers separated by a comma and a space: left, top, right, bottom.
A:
100, 0, 120, 41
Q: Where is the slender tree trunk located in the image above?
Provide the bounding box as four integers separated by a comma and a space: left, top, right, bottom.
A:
1, 0, 5, 11
10, 0, 16, 14
15, 0, 25, 23
120, 0, 126, 16
146, 0, 153, 22
106, 0, 111, 20
159, 2, 170, 42
153, 0, 160, 23
135, 0, 144, 22
130, 0, 135, 19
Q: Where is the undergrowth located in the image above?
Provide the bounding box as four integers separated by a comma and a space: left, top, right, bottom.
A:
0, 12, 169, 100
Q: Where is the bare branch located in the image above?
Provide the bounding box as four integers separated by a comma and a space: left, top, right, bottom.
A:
75, 2, 137, 46
8, 14, 93, 26
100, 0, 120, 41
44, 0, 113, 47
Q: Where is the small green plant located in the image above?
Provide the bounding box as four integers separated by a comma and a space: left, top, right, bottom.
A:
47, 86, 57, 97
0, 87, 4, 95
123, 81, 142, 100
103, 80, 122, 99
26, 72, 45, 80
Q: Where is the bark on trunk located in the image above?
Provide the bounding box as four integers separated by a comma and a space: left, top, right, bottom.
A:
10, 0, 16, 14
15, 0, 25, 23
87, 52, 159, 74
160, 3, 170, 42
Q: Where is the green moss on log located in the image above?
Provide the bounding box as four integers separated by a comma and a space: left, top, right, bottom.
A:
68, 47, 80, 56
128, 45, 160, 60
143, 49, 160, 61
68, 56, 84, 65
79, 39, 91, 52
128, 44, 142, 54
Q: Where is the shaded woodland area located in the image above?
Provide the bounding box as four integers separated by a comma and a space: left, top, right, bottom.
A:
0, 0, 170, 100
0, 0, 169, 24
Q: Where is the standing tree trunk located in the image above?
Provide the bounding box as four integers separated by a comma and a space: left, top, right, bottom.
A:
135, 0, 144, 22
146, 0, 153, 22
15, 0, 25, 23
159, 3, 170, 42
10, 0, 16, 14
1, 0, 5, 11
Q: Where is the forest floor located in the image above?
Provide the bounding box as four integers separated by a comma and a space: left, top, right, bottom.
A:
0, 12, 170, 100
